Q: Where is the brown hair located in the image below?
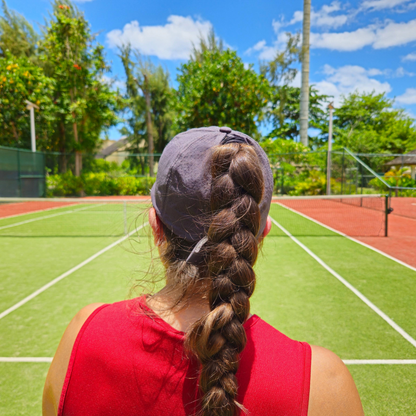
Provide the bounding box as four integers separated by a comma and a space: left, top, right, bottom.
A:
159, 143, 264, 416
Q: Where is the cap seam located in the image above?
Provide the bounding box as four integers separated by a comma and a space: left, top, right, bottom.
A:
161, 130, 224, 216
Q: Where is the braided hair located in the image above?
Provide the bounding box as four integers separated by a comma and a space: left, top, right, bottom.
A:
159, 142, 264, 416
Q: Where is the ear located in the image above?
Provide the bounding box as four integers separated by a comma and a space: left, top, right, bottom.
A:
149, 208, 165, 246
262, 215, 272, 238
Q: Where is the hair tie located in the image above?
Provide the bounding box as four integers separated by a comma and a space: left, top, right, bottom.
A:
185, 236, 209, 264
220, 133, 252, 146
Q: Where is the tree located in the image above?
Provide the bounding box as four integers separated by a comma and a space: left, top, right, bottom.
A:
0, 0, 38, 59
260, 32, 301, 86
0, 52, 55, 148
119, 45, 175, 174
177, 47, 269, 137
265, 86, 329, 146
38, 1, 119, 175
332, 91, 416, 154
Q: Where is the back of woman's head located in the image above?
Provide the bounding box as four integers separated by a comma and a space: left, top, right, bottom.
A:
151, 127, 273, 416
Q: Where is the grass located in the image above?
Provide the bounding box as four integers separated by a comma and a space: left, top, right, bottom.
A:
0, 201, 416, 414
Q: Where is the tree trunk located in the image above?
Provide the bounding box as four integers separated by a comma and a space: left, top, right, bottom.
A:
73, 122, 81, 177
60, 121, 67, 173
143, 74, 154, 177
299, 0, 311, 146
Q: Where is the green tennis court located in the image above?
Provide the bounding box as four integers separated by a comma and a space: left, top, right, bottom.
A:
1, 200, 416, 415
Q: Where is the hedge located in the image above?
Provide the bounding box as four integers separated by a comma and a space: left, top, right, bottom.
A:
46, 172, 156, 197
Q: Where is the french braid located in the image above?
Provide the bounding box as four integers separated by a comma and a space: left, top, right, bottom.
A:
186, 143, 264, 416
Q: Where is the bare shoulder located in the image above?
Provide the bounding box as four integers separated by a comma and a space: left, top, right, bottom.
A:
42, 303, 105, 416
308, 345, 364, 416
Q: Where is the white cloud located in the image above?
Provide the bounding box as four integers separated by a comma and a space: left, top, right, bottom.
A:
396, 88, 416, 104
311, 1, 350, 28
310, 27, 377, 51
315, 65, 392, 105
361, 0, 412, 11
310, 18, 416, 51
393, 67, 416, 77
244, 33, 289, 60
402, 52, 416, 61
106, 15, 212, 60
245, 40, 267, 55
373, 19, 416, 48
274, 1, 351, 30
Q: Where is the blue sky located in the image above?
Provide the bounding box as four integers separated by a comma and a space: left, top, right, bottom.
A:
5, 0, 416, 139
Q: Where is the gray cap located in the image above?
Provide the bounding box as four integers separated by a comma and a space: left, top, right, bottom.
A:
151, 126, 273, 243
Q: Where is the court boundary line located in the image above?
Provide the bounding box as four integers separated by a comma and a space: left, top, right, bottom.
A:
0, 205, 74, 221
269, 215, 416, 349
0, 204, 104, 231
272, 202, 416, 273
1, 357, 416, 364
0, 222, 149, 320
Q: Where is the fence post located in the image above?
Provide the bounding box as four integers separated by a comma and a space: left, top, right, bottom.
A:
43, 152, 47, 197
17, 149, 21, 197
384, 194, 389, 237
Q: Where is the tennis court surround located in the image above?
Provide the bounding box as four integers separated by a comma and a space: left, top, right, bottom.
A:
0, 197, 416, 415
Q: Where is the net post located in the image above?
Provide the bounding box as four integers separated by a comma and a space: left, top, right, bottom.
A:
124, 201, 127, 235
384, 194, 389, 237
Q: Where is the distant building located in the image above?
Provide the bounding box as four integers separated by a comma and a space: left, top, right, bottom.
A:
95, 137, 130, 165
385, 149, 416, 180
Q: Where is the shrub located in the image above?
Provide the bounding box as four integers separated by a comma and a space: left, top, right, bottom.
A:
46, 172, 156, 196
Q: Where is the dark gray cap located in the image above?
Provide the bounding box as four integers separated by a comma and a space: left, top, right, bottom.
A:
151, 126, 273, 243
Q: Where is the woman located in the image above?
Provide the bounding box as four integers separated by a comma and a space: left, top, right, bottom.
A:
43, 127, 364, 416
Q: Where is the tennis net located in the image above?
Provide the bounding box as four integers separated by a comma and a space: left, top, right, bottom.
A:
0, 197, 151, 238
271, 194, 390, 237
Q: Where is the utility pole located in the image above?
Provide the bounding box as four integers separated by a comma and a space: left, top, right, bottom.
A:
143, 74, 154, 177
25, 100, 39, 152
299, 0, 311, 147
326, 102, 334, 195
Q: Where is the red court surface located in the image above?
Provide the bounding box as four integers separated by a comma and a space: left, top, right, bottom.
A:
276, 197, 416, 269
0, 196, 150, 220
390, 197, 416, 220
0, 201, 75, 219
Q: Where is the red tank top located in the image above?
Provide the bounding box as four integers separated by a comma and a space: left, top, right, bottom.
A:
58, 298, 311, 416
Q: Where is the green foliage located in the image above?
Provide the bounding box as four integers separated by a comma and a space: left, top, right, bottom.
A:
369, 167, 416, 196
46, 171, 156, 196
0, 0, 38, 59
0, 52, 55, 148
119, 46, 175, 153
40, 0, 119, 157
260, 137, 308, 155
260, 32, 301, 86
176, 48, 269, 137
332, 92, 416, 154
289, 170, 327, 196
265, 86, 329, 144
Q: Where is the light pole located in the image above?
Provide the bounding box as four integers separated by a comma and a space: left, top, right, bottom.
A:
299, 0, 311, 147
25, 100, 39, 152
326, 102, 334, 195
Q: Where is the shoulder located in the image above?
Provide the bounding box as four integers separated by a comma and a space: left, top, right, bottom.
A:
308, 345, 364, 416
42, 303, 106, 416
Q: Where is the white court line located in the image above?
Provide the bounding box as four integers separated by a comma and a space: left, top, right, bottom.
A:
0, 204, 104, 232
273, 202, 416, 273
0, 222, 149, 320
0, 205, 74, 221
269, 215, 416, 350
0, 357, 53, 363
343, 360, 416, 365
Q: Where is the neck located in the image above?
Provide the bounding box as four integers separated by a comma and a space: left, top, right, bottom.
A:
146, 287, 211, 333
